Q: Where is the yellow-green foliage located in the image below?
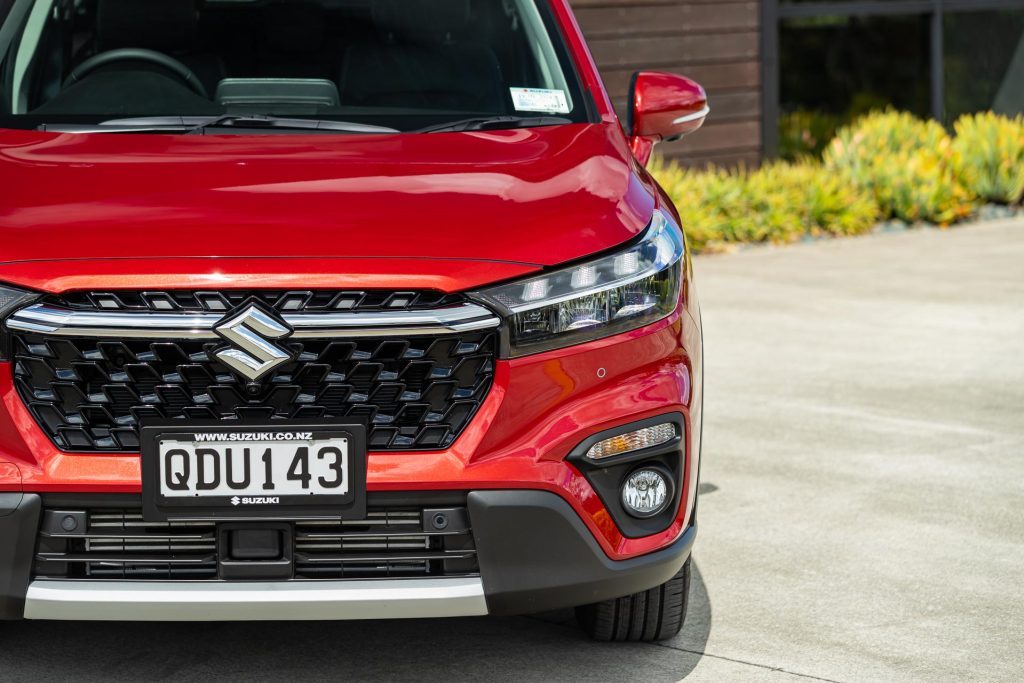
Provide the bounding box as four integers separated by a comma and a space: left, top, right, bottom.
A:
952, 112, 1024, 205
824, 110, 975, 225
648, 162, 754, 251
650, 159, 878, 252
756, 162, 879, 237
651, 111, 1022, 254
778, 109, 842, 160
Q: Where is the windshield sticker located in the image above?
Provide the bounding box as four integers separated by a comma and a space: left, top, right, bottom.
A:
510, 88, 570, 114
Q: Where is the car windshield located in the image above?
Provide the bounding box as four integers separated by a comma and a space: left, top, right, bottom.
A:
0, 0, 591, 133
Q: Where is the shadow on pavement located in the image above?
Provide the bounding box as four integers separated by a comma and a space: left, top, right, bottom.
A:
673, 561, 713, 678
0, 562, 711, 681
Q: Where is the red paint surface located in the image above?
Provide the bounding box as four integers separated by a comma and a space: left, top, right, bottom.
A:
629, 71, 708, 165
0, 123, 655, 275
0, 311, 699, 560
0, 0, 703, 560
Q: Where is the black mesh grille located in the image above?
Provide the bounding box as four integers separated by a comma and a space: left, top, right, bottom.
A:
9, 291, 497, 453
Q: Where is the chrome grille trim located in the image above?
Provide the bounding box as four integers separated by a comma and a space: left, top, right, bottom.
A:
5, 302, 501, 339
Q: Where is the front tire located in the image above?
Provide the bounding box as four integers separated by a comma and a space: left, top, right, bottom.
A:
575, 558, 691, 642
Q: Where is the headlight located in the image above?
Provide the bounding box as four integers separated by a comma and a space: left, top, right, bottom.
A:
479, 210, 684, 356
0, 284, 39, 361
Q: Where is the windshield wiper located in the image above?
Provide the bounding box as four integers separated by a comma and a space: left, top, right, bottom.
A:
417, 115, 573, 133
39, 114, 568, 135
182, 114, 399, 135
38, 115, 399, 135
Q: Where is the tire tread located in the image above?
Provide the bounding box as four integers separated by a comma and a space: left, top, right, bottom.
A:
575, 558, 691, 642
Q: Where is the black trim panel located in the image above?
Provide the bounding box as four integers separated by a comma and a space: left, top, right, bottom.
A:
568, 413, 686, 538
469, 490, 695, 615
0, 493, 40, 620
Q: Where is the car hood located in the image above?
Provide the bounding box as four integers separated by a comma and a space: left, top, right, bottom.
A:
0, 123, 656, 277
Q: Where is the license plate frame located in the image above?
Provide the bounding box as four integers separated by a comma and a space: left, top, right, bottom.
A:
140, 420, 367, 521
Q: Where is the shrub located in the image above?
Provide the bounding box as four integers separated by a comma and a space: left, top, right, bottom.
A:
952, 112, 1024, 205
648, 160, 754, 252
650, 110, 1023, 254
649, 158, 879, 252
824, 110, 975, 225
759, 162, 879, 237
778, 109, 842, 161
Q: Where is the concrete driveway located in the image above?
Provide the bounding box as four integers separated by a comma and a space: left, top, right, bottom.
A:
2, 219, 1022, 681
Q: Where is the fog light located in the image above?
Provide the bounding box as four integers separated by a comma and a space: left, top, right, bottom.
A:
621, 468, 673, 518
585, 423, 676, 460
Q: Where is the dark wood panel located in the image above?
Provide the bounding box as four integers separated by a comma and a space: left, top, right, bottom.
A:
659, 120, 761, 155
599, 61, 761, 98
587, 31, 759, 68
575, 2, 758, 37
662, 149, 762, 169
707, 90, 761, 120
611, 89, 760, 119
568, 0, 765, 164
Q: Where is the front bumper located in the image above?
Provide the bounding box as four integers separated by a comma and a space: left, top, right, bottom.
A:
3, 490, 695, 621
0, 306, 702, 562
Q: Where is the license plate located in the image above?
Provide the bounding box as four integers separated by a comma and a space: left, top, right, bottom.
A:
141, 421, 366, 521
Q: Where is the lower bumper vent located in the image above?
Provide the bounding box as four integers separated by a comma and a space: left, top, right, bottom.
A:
34, 505, 478, 581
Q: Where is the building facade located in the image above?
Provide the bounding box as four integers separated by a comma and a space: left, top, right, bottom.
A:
571, 0, 1024, 167
572, 0, 762, 167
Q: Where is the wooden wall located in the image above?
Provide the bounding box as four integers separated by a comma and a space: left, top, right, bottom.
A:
570, 0, 762, 167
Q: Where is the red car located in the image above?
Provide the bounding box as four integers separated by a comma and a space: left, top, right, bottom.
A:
0, 0, 707, 641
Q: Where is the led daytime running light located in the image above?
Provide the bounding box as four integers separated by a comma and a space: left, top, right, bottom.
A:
481, 211, 685, 357
585, 422, 677, 460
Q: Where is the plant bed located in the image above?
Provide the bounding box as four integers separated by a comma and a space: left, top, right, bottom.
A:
652, 111, 1024, 255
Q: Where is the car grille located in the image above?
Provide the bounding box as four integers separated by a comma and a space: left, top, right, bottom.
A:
293, 511, 477, 579
7, 290, 498, 453
34, 503, 478, 581
54, 289, 462, 314
35, 509, 220, 580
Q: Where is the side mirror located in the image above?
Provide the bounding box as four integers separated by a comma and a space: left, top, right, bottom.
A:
628, 71, 709, 166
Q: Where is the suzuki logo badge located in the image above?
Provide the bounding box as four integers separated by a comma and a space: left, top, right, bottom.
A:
213, 305, 294, 382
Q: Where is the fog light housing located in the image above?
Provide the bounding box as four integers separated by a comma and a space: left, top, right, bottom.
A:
585, 422, 677, 461
621, 467, 673, 519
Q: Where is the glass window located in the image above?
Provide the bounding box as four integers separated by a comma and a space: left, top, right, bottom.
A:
944, 9, 1024, 122
777, 13, 930, 157
780, 14, 931, 118
771, 1, 1024, 158
780, 0, 908, 3
0, 0, 591, 132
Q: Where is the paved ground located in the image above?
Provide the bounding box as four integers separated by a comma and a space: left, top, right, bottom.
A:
2, 219, 1022, 681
